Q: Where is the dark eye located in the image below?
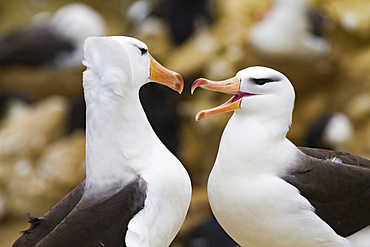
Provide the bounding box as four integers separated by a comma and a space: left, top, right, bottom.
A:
251, 77, 280, 85
138, 47, 148, 56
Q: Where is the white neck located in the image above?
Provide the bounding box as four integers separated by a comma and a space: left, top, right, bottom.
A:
84, 82, 160, 189
215, 111, 296, 176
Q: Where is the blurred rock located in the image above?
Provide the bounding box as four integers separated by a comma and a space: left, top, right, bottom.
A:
0, 96, 73, 218
0, 66, 83, 101
5, 170, 67, 217
0, 96, 69, 159
37, 130, 85, 188
126, 12, 174, 62
345, 93, 370, 123
314, 0, 370, 38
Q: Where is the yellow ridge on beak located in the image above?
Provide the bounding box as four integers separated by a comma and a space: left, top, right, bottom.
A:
195, 97, 242, 121
191, 75, 254, 121
149, 55, 184, 94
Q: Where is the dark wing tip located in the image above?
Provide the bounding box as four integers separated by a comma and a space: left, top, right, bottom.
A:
20, 213, 41, 234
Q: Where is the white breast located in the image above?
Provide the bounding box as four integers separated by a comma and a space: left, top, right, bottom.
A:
126, 149, 191, 247
208, 158, 350, 247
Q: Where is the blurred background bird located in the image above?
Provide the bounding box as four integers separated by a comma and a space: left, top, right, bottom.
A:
248, 0, 331, 60
0, 2, 106, 68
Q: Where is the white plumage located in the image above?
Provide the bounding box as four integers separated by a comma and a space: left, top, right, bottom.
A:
13, 36, 191, 247
83, 36, 192, 246
249, 0, 330, 60
191, 66, 370, 247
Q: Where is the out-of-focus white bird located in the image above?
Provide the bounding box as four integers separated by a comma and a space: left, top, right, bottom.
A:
249, 0, 330, 60
304, 112, 353, 150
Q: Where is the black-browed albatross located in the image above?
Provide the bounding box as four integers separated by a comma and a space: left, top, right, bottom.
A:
191, 66, 370, 247
13, 36, 192, 247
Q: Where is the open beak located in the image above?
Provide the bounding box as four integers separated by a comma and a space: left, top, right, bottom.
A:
191, 75, 255, 121
195, 96, 242, 121
149, 55, 184, 94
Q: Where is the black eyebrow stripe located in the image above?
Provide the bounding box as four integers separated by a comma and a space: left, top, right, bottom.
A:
133, 44, 148, 55
251, 77, 281, 85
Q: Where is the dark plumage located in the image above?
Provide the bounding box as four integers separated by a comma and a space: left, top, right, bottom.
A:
299, 147, 370, 168
282, 147, 370, 237
0, 3, 105, 68
0, 25, 74, 67
13, 177, 147, 247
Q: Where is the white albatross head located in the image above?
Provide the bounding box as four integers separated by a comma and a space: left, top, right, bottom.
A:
191, 66, 295, 128
82, 36, 184, 96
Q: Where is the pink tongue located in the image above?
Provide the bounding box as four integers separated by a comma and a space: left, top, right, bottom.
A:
231, 92, 255, 103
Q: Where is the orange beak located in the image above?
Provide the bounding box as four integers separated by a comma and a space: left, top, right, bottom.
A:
195, 97, 242, 121
191, 75, 256, 121
149, 55, 184, 94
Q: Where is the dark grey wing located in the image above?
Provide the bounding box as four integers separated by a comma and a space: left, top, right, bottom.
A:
0, 25, 74, 67
34, 176, 147, 247
13, 180, 86, 247
299, 147, 370, 168
281, 152, 370, 237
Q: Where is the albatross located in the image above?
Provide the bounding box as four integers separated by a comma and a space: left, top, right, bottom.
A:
13, 36, 191, 247
0, 3, 106, 68
248, 0, 330, 59
191, 66, 370, 247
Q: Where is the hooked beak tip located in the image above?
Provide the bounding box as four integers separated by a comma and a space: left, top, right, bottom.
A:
195, 110, 207, 121
177, 74, 184, 94
191, 78, 207, 94
176, 83, 183, 94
